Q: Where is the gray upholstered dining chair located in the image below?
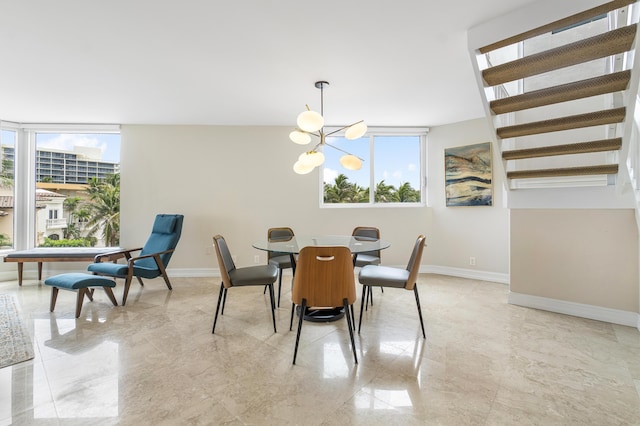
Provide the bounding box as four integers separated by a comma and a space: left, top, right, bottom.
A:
290, 246, 358, 365
212, 234, 278, 334
352, 226, 383, 308
267, 227, 295, 308
352, 226, 381, 268
87, 213, 184, 305
358, 234, 427, 338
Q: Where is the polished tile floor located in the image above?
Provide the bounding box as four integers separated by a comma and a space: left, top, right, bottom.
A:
1, 274, 639, 425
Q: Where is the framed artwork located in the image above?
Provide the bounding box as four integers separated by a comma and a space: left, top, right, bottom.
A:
445, 142, 492, 206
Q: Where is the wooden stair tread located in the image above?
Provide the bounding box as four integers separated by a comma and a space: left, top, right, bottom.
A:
482, 24, 637, 87
490, 71, 631, 114
507, 164, 619, 179
479, 0, 636, 53
502, 138, 622, 160
497, 107, 626, 139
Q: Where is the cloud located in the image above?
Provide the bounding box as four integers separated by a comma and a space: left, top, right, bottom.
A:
323, 167, 339, 184
37, 134, 106, 156
408, 163, 417, 172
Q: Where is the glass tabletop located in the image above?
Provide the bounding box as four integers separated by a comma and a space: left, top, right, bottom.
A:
252, 235, 391, 254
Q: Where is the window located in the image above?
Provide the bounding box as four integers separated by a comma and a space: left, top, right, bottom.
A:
35, 131, 121, 247
0, 129, 16, 249
0, 122, 120, 251
322, 129, 426, 206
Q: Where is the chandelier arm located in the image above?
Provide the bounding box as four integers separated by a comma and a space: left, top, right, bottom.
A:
324, 120, 365, 137
324, 142, 365, 161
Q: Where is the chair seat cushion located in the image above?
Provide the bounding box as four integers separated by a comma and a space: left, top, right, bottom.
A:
354, 254, 381, 268
229, 265, 278, 286
358, 265, 408, 288
87, 262, 162, 279
269, 254, 292, 269
87, 262, 129, 277
44, 273, 116, 289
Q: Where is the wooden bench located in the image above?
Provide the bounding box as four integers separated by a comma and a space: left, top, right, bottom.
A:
4, 248, 123, 286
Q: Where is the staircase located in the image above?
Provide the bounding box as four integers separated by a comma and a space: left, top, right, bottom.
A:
469, 0, 640, 191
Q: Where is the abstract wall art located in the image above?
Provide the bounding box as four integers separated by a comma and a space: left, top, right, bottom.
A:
445, 142, 492, 207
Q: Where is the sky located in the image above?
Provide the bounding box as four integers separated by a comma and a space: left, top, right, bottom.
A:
36, 133, 121, 163
323, 135, 421, 189
0, 130, 120, 163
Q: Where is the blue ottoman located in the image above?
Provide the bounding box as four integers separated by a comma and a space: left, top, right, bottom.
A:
44, 273, 118, 318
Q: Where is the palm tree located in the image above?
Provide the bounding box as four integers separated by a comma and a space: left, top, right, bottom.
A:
85, 174, 120, 246
397, 182, 420, 202
63, 197, 83, 239
0, 158, 14, 189
374, 180, 399, 203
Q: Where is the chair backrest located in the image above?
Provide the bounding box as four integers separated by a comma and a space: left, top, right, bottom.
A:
292, 246, 356, 307
267, 227, 295, 261
352, 226, 381, 259
137, 214, 184, 269
213, 234, 236, 289
404, 235, 426, 290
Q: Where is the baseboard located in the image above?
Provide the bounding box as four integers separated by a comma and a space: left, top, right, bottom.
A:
166, 268, 216, 278
509, 291, 638, 328
421, 265, 510, 284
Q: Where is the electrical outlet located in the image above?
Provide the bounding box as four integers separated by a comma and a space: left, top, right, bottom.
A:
469, 257, 476, 266
205, 245, 213, 255
254, 255, 260, 264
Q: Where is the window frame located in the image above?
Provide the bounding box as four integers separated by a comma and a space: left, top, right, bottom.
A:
319, 127, 428, 208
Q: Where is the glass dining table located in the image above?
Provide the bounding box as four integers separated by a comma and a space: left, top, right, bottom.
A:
252, 235, 391, 321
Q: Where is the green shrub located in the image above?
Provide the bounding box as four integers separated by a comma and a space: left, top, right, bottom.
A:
40, 238, 93, 248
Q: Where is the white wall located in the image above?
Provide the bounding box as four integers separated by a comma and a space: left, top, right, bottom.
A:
114, 120, 510, 280
0, 119, 510, 281
426, 118, 510, 281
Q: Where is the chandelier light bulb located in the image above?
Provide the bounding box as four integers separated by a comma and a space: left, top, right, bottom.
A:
297, 110, 324, 132
293, 160, 314, 174
299, 150, 325, 167
344, 121, 368, 140
289, 130, 311, 145
340, 154, 363, 170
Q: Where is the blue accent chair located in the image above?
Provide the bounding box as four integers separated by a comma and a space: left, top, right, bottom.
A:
87, 214, 184, 305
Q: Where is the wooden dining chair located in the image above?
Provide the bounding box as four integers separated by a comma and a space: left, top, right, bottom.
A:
212, 235, 278, 334
289, 246, 358, 364
358, 234, 427, 338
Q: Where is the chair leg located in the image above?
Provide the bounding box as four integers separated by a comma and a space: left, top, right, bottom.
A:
212, 284, 225, 334
293, 299, 306, 364
414, 286, 426, 339
350, 304, 355, 332
85, 288, 94, 302
221, 287, 228, 315
344, 299, 358, 364
50, 287, 59, 312
103, 287, 118, 306
157, 261, 172, 290
136, 276, 145, 286
122, 275, 133, 306
358, 285, 366, 334
277, 268, 283, 308
76, 288, 89, 318
268, 283, 277, 333
289, 302, 295, 331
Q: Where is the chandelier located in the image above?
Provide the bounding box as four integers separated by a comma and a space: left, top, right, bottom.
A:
290, 81, 367, 175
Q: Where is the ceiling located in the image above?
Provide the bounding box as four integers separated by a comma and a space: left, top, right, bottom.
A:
0, 0, 539, 128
